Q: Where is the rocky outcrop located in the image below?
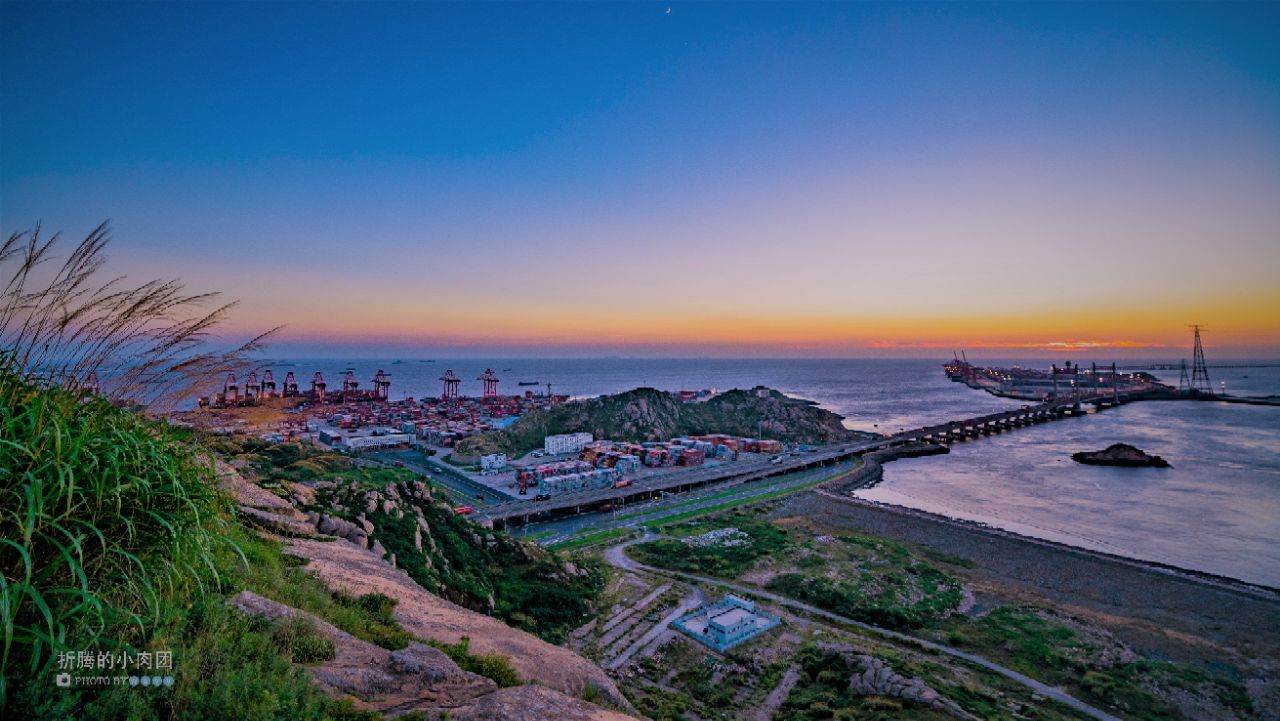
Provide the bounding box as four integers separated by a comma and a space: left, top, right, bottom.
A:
316, 513, 370, 547
284, 535, 634, 713
237, 505, 319, 537
1072, 443, 1170, 467
216, 458, 318, 536
849, 655, 976, 720
228, 590, 497, 712
447, 684, 636, 721
228, 591, 631, 719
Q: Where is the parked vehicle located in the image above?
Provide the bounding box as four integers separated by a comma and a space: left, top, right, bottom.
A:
453, 505, 474, 515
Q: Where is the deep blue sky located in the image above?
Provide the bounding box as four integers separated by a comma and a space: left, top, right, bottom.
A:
3, 2, 1279, 356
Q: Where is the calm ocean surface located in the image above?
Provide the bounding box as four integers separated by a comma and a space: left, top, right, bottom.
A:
266, 357, 1280, 587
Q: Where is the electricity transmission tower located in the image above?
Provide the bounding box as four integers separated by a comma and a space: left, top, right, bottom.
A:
1189, 324, 1211, 393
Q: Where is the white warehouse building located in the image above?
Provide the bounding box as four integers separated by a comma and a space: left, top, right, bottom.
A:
341, 433, 413, 450
544, 432, 593, 455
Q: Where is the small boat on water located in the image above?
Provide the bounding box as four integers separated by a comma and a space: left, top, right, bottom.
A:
517, 381, 540, 386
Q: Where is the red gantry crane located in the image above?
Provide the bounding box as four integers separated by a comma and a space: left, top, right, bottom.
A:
341, 371, 359, 402
311, 372, 327, 402
244, 371, 260, 402
440, 370, 461, 401
372, 370, 391, 401
478, 368, 500, 398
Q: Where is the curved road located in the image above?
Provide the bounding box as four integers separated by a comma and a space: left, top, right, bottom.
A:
605, 535, 1121, 721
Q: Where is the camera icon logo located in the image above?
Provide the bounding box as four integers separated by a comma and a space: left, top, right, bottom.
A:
55, 673, 71, 688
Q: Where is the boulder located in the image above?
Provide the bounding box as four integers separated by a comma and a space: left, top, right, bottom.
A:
237, 505, 317, 537
849, 655, 975, 720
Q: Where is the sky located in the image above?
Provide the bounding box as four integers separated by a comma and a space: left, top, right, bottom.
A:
3, 1, 1279, 358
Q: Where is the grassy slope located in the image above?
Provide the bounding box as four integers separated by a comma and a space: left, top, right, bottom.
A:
0, 375, 523, 719
455, 387, 862, 457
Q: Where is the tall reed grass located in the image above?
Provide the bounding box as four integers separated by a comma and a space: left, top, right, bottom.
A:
0, 222, 275, 707
0, 222, 278, 411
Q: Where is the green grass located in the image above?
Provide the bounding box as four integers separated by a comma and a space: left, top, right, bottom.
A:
630, 512, 791, 578
545, 527, 634, 552
646, 463, 858, 529
924, 606, 1254, 720
0, 371, 233, 707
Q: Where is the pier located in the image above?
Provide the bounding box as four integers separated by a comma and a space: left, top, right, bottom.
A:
478, 391, 1151, 530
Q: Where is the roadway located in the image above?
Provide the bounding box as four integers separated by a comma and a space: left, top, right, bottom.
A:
516, 459, 862, 545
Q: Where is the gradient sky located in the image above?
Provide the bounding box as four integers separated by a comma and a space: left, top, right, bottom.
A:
3, 1, 1278, 357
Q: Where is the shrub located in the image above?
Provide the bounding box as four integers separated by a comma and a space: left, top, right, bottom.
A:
269, 616, 336, 664
427, 636, 521, 688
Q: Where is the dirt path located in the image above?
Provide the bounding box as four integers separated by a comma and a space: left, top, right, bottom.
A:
754, 664, 800, 721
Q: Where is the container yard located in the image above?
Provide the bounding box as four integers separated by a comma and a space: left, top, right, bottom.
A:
186, 366, 800, 505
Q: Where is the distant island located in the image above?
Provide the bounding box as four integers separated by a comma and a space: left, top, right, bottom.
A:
1072, 443, 1171, 468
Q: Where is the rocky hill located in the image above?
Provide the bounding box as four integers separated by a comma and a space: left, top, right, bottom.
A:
457, 386, 863, 457
221, 458, 637, 719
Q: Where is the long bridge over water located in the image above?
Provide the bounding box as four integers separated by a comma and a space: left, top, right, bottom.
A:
477, 390, 1149, 530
